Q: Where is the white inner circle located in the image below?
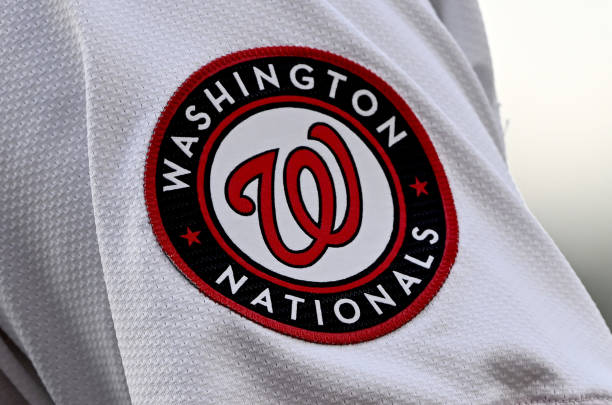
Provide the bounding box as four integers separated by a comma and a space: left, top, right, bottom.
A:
209, 106, 395, 283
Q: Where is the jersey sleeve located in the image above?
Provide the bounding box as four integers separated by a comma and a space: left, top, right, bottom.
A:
1, 1, 611, 404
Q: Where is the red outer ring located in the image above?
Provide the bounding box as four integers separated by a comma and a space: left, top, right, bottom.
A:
197, 95, 406, 293
144, 46, 459, 344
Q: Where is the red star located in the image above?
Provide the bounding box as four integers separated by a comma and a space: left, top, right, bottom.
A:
409, 177, 428, 197
180, 227, 201, 246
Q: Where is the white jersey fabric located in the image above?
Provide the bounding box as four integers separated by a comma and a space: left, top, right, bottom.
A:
1, 0, 611, 404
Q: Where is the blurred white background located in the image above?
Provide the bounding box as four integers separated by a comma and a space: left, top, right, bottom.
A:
480, 0, 612, 326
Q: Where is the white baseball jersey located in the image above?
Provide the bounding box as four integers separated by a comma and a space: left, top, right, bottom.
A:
1, 0, 611, 404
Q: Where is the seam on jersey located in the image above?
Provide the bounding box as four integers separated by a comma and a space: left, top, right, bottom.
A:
408, 0, 507, 160
64, 1, 133, 404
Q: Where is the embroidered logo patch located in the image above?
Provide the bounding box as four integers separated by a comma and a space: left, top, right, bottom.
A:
145, 47, 457, 344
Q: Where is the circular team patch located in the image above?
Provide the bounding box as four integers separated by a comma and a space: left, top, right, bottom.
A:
145, 46, 457, 344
